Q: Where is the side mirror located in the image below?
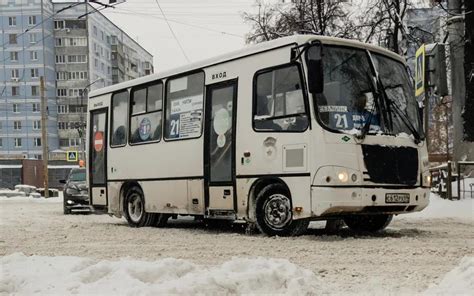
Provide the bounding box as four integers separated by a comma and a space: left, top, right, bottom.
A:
59, 179, 66, 184
306, 44, 324, 94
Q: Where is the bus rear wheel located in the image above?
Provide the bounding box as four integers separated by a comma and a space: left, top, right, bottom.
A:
343, 214, 393, 233
124, 186, 155, 227
255, 184, 309, 236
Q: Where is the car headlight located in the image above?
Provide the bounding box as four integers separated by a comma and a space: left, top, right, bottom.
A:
66, 187, 79, 195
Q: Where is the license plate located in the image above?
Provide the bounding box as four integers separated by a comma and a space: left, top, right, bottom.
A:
385, 193, 410, 203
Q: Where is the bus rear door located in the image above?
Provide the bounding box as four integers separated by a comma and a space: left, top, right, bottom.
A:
89, 108, 108, 210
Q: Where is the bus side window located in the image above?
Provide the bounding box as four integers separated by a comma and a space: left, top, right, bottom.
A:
253, 64, 308, 132
164, 72, 204, 140
130, 82, 163, 144
111, 90, 129, 147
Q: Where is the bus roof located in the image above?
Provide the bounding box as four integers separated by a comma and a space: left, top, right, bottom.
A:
89, 35, 405, 98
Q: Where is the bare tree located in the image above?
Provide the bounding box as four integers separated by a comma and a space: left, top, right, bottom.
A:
242, 0, 356, 44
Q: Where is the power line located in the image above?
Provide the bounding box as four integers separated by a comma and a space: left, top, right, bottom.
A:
110, 8, 244, 38
153, 0, 190, 62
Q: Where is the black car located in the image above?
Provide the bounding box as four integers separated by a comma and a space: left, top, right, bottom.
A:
61, 168, 89, 214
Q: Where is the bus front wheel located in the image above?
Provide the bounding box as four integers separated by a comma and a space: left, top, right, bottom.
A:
124, 186, 155, 227
255, 184, 309, 236
343, 214, 393, 233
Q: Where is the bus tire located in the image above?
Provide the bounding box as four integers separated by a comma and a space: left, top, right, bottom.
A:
154, 214, 170, 227
123, 186, 155, 227
343, 214, 393, 233
255, 183, 309, 236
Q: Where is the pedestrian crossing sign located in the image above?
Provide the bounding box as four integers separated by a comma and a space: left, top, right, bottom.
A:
415, 44, 425, 96
66, 151, 78, 162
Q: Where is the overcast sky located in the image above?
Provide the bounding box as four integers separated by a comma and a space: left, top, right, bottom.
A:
100, 0, 258, 71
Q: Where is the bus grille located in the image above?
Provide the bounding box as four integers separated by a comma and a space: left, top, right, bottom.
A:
362, 145, 418, 185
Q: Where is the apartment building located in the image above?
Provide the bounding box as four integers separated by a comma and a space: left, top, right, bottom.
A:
0, 0, 154, 159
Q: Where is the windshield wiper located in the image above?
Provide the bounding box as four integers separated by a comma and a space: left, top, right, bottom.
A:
377, 81, 422, 143
357, 72, 380, 141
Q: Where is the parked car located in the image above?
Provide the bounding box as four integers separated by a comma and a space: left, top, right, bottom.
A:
61, 168, 89, 214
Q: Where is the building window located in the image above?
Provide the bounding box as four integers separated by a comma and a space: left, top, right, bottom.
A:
33, 120, 41, 130
55, 55, 65, 63
93, 25, 97, 35
70, 138, 80, 146
14, 121, 22, 130
9, 17, 16, 26
68, 71, 88, 80
30, 51, 38, 60
54, 20, 65, 30
94, 58, 98, 68
11, 69, 19, 79
56, 72, 67, 80
13, 104, 20, 113
67, 37, 87, 46
0, 122, 2, 130
67, 55, 87, 63
58, 105, 68, 114
31, 68, 39, 78
29, 33, 37, 44
10, 52, 18, 61
12, 86, 19, 96
31, 86, 39, 96
55, 38, 63, 47
0, 138, 2, 147
28, 16, 37, 25
32, 103, 40, 113
14, 138, 22, 148
34, 138, 41, 147
9, 34, 17, 44
57, 89, 67, 97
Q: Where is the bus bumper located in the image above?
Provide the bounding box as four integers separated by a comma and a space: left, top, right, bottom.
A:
311, 186, 430, 217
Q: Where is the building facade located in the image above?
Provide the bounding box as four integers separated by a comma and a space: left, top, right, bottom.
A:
0, 0, 154, 159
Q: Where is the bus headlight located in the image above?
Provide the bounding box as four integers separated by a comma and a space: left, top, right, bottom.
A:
337, 171, 349, 183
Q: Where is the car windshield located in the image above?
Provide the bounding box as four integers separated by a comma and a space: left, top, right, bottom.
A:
310, 45, 422, 138
69, 170, 86, 182
314, 46, 381, 134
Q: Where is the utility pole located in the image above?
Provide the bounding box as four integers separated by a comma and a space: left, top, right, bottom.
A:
448, 0, 472, 164
40, 76, 49, 198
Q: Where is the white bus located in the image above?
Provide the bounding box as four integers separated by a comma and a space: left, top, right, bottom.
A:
87, 35, 430, 236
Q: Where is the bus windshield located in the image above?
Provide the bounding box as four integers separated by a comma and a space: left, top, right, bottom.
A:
310, 45, 422, 138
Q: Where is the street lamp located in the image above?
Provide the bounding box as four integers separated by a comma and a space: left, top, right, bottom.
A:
78, 77, 104, 161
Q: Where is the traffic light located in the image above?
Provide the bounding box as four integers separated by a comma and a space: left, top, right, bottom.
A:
425, 43, 448, 96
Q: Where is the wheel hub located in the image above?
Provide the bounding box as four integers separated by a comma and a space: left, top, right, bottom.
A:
128, 194, 143, 223
263, 194, 292, 229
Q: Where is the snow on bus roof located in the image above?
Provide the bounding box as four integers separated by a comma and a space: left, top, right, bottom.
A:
89, 35, 405, 98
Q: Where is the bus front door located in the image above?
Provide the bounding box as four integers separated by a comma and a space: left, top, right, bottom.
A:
89, 108, 108, 210
204, 80, 238, 217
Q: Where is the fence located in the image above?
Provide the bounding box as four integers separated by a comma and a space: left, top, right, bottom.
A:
430, 161, 474, 199
0, 159, 78, 190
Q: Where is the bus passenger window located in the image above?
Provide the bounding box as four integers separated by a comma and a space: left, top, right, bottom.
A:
111, 90, 128, 146
165, 72, 204, 140
130, 82, 163, 144
254, 65, 308, 132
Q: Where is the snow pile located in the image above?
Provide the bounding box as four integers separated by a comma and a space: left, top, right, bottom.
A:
424, 257, 474, 295
404, 194, 473, 220
0, 253, 319, 295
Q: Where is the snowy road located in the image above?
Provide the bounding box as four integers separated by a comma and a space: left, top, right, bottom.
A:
0, 195, 473, 295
